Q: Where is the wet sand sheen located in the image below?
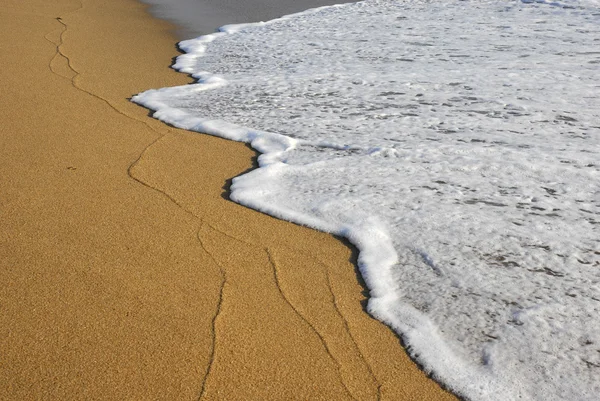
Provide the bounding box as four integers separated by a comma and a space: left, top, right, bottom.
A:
0, 0, 457, 399
140, 0, 355, 39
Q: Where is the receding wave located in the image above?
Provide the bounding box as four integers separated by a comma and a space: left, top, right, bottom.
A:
133, 0, 600, 399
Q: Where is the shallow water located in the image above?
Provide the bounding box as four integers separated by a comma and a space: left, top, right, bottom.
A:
140, 0, 352, 38
134, 0, 600, 399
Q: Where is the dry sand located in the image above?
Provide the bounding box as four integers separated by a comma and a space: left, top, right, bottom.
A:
0, 0, 458, 399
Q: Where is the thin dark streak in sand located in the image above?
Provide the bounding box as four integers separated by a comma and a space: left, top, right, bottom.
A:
196, 226, 227, 401
42, 0, 177, 198
318, 259, 383, 400
266, 248, 358, 401
46, 4, 383, 400
44, 7, 230, 398
205, 220, 382, 399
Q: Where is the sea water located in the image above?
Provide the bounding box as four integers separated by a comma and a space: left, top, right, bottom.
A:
133, 0, 600, 399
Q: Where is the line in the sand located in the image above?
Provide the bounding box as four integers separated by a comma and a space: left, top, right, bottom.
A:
0, 0, 459, 398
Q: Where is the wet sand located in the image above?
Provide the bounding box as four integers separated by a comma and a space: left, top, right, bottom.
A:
140, 0, 354, 39
0, 0, 458, 399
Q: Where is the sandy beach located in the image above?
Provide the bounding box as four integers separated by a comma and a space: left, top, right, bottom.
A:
0, 0, 457, 399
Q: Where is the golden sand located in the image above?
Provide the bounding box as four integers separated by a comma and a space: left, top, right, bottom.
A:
0, 0, 458, 399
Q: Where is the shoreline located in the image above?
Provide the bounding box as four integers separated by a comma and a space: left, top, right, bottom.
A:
0, 0, 457, 399
139, 0, 356, 39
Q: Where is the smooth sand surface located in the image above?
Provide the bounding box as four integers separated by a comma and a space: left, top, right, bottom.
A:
0, 0, 458, 399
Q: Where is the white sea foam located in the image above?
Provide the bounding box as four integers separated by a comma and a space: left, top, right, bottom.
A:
133, 0, 600, 399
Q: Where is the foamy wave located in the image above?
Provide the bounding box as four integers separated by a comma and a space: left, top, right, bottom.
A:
133, 0, 600, 399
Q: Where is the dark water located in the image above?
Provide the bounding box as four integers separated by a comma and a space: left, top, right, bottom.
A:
140, 0, 351, 39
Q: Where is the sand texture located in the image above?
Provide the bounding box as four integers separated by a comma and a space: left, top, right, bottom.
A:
0, 0, 458, 399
